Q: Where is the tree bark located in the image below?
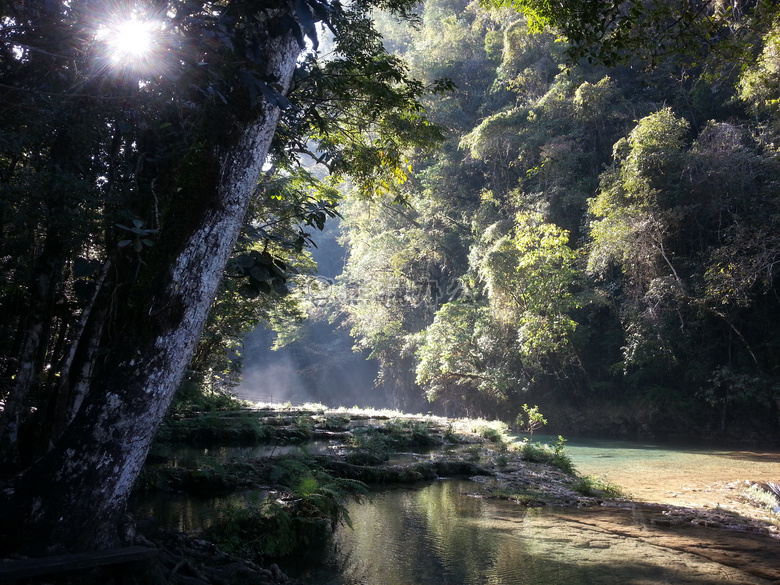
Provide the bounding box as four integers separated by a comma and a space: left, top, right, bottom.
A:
0, 23, 302, 555
0, 225, 65, 469
0, 318, 44, 467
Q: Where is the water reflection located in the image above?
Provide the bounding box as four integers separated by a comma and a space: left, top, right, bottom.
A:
130, 490, 265, 532
135, 435, 780, 583
289, 481, 775, 585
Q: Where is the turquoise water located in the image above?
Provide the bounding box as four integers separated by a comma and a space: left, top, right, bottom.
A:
528, 434, 780, 506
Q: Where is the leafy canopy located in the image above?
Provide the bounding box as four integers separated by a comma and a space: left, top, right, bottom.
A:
481, 0, 775, 67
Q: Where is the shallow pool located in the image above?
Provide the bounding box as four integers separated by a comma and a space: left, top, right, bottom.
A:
286, 480, 778, 585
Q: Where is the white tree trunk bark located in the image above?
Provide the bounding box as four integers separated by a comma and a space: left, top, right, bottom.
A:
1, 24, 302, 554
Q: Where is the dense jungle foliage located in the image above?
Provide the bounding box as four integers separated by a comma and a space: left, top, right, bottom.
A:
315, 0, 780, 439
3, 0, 780, 453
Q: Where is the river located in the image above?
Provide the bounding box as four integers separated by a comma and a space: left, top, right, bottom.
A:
286, 480, 779, 585
282, 436, 780, 584
133, 435, 780, 584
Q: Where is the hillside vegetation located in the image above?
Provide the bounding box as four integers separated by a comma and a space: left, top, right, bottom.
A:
316, 0, 780, 441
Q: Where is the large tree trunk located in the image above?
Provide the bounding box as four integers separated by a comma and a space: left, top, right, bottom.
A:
0, 26, 301, 556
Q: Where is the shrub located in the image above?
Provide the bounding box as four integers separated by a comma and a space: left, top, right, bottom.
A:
573, 475, 627, 498
471, 420, 511, 444
465, 444, 483, 462
346, 430, 392, 464
515, 404, 547, 436
520, 436, 575, 474
383, 418, 438, 446
155, 411, 273, 445
742, 483, 780, 513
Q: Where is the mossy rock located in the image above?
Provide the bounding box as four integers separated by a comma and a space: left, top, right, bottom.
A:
318, 415, 351, 431
345, 450, 389, 466
156, 412, 275, 446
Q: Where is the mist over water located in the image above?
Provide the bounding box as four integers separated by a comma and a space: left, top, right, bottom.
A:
237, 323, 389, 407
236, 344, 306, 404
236, 220, 391, 409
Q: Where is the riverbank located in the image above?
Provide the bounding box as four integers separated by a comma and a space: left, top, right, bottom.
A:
94, 404, 780, 584
145, 404, 780, 533
122, 405, 617, 584
6, 404, 776, 584
141, 403, 780, 531
139, 404, 603, 505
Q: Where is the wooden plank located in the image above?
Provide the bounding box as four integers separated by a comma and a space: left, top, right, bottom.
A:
0, 546, 158, 580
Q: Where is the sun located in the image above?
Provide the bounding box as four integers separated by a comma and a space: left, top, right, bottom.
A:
109, 18, 154, 62
96, 15, 160, 72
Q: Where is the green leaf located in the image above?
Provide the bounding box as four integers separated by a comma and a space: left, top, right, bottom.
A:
294, 0, 319, 51
238, 284, 260, 298
249, 265, 272, 283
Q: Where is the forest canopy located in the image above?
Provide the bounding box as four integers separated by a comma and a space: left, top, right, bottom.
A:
324, 0, 780, 436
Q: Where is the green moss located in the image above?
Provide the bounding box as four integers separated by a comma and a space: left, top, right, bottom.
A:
155, 411, 274, 446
